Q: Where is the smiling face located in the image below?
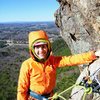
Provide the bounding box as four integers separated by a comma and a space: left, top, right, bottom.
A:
34, 44, 48, 59
29, 30, 51, 62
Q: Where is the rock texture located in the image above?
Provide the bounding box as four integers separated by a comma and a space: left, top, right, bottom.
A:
55, 0, 100, 54
55, 0, 100, 71
70, 58, 100, 100
55, 1, 100, 99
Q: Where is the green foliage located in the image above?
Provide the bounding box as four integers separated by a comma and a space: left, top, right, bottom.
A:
0, 41, 8, 48
0, 69, 17, 100
0, 45, 29, 100
52, 38, 71, 56
25, 47, 29, 52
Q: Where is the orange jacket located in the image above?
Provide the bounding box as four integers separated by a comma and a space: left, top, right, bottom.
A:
17, 30, 96, 100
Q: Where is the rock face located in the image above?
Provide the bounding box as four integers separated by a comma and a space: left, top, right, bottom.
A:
55, 1, 100, 99
55, 0, 100, 54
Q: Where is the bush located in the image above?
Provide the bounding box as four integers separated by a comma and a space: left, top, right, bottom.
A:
0, 69, 17, 100
0, 41, 8, 48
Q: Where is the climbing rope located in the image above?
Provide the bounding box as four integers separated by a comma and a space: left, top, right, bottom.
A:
48, 67, 100, 100
49, 84, 92, 100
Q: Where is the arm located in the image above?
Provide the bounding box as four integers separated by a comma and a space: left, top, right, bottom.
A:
54, 51, 97, 67
17, 62, 30, 100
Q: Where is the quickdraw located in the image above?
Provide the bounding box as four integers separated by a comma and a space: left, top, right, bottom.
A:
79, 77, 100, 94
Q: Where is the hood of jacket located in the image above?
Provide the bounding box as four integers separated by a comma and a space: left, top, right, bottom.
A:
28, 30, 51, 62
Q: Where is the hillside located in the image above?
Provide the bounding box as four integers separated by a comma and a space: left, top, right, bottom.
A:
0, 22, 60, 42
0, 44, 29, 100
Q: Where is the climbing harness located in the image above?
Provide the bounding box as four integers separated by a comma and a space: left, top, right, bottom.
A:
29, 90, 49, 100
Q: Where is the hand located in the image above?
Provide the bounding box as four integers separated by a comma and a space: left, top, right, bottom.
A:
95, 50, 100, 57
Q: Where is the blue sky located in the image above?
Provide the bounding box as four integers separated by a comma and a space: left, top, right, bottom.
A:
0, 0, 59, 22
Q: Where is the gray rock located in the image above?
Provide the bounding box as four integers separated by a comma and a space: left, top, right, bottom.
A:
55, 0, 100, 71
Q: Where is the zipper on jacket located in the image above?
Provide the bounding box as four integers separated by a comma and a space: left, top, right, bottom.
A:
43, 64, 46, 84
41, 63, 48, 93
42, 64, 46, 86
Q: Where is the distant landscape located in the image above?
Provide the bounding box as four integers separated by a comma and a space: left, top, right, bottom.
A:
0, 22, 60, 43
0, 22, 79, 100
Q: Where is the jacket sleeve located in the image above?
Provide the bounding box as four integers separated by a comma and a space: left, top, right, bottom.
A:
54, 51, 96, 67
17, 62, 30, 100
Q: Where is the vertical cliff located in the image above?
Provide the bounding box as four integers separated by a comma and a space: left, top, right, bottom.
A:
55, 0, 100, 53
55, 0, 100, 71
